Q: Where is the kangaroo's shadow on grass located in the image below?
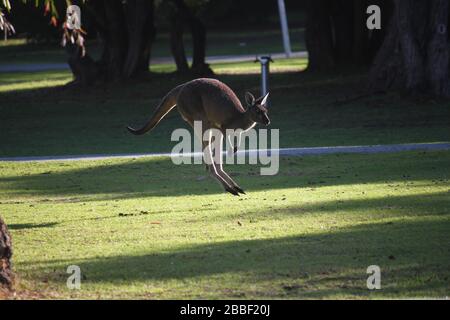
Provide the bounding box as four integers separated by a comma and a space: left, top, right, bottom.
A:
27, 218, 450, 298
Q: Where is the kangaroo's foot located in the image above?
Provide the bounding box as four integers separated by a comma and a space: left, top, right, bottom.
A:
224, 185, 241, 196
217, 169, 245, 195
205, 164, 241, 196
224, 176, 245, 195
233, 185, 245, 194
216, 175, 242, 196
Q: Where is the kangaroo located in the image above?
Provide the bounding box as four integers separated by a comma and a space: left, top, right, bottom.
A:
127, 78, 270, 196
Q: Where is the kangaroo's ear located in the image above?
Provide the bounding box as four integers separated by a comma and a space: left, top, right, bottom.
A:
245, 92, 255, 106
260, 92, 270, 107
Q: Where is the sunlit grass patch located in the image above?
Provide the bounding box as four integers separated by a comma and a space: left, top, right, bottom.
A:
213, 58, 307, 74
0, 57, 304, 92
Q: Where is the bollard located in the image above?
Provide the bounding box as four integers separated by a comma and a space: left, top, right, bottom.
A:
255, 56, 273, 105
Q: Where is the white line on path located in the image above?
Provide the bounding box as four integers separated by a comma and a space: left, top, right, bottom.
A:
0, 142, 448, 163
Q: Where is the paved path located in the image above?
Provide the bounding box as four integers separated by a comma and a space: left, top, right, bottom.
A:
0, 52, 307, 73
0, 142, 448, 163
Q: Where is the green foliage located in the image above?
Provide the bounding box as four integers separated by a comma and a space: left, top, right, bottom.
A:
2, 0, 11, 11
1, 0, 60, 20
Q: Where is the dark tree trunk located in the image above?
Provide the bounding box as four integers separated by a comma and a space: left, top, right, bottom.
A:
305, 0, 390, 72
331, 0, 354, 65
352, 0, 369, 65
366, 0, 391, 63
426, 0, 450, 96
368, 0, 450, 97
367, 15, 403, 91
123, 0, 156, 78
189, 13, 207, 72
67, 0, 156, 84
65, 41, 99, 86
396, 0, 428, 90
0, 217, 14, 291
169, 0, 212, 75
305, 0, 335, 71
101, 0, 128, 81
169, 9, 189, 72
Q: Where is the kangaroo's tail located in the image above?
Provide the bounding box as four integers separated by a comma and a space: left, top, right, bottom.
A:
127, 84, 184, 135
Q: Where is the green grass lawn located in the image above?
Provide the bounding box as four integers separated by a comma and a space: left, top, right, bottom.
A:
0, 151, 449, 299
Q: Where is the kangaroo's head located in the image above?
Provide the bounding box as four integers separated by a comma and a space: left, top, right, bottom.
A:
245, 92, 270, 126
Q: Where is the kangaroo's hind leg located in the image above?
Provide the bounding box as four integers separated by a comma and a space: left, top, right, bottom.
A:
203, 129, 241, 196
214, 132, 245, 194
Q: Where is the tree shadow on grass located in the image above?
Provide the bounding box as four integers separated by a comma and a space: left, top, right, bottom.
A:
0, 151, 448, 200
7, 222, 58, 230
25, 218, 450, 298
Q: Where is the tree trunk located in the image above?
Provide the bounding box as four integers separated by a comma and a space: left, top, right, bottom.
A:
64, 35, 99, 86
122, 0, 156, 78
395, 0, 427, 91
352, 0, 369, 65
0, 217, 14, 291
67, 0, 156, 84
331, 0, 354, 65
305, 0, 335, 71
169, 9, 189, 72
366, 0, 391, 63
367, 16, 403, 91
189, 13, 207, 72
426, 0, 450, 96
305, 0, 389, 72
101, 0, 128, 81
169, 0, 212, 75
368, 0, 450, 97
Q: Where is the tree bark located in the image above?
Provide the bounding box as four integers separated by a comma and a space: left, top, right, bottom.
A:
101, 0, 128, 81
352, 0, 369, 65
0, 217, 13, 291
169, 8, 189, 72
395, 0, 427, 91
65, 44, 99, 86
67, 0, 156, 84
426, 0, 450, 96
331, 0, 354, 65
305, 0, 335, 71
367, 16, 403, 91
169, 0, 212, 75
368, 0, 450, 97
122, 0, 156, 78
305, 0, 390, 72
